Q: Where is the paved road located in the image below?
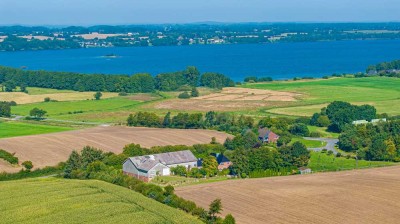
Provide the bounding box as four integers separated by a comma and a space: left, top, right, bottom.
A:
304, 137, 339, 154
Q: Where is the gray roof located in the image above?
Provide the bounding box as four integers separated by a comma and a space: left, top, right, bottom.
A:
128, 150, 197, 172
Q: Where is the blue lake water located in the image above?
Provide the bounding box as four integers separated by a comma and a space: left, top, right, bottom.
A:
0, 40, 399, 81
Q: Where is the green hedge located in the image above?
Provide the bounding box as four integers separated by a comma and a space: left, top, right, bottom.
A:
0, 149, 18, 164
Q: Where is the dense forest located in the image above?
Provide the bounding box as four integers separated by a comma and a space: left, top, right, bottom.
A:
1, 23, 400, 51
0, 66, 234, 93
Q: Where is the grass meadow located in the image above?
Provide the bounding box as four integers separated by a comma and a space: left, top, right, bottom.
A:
0, 121, 74, 138
242, 77, 400, 116
308, 151, 394, 172
0, 178, 201, 224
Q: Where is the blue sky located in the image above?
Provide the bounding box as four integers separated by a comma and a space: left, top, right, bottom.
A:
0, 0, 399, 25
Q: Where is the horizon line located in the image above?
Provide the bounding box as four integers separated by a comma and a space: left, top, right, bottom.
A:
1, 20, 400, 28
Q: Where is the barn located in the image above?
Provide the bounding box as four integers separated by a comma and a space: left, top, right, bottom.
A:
123, 150, 197, 182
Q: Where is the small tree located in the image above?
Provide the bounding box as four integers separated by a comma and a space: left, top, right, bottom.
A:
0, 102, 11, 117
20, 84, 27, 93
178, 91, 191, 99
208, 198, 223, 221
223, 214, 236, 224
163, 112, 171, 127
44, 97, 51, 102
191, 87, 199, 97
29, 107, 47, 119
22, 161, 33, 171
210, 137, 217, 144
4, 80, 16, 92
202, 156, 219, 177
94, 91, 102, 100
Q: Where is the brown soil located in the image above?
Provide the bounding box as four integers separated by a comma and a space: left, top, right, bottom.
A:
176, 166, 400, 224
0, 126, 232, 172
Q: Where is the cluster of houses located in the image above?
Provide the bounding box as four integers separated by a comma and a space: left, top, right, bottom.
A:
123, 128, 287, 182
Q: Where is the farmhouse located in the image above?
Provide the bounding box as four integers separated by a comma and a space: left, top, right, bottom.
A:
197, 153, 232, 171
212, 153, 232, 170
123, 150, 197, 182
258, 128, 280, 144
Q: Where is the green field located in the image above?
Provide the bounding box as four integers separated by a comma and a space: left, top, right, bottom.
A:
308, 152, 394, 172
11, 97, 145, 123
0, 178, 201, 224
290, 137, 327, 148
0, 121, 74, 138
242, 77, 400, 116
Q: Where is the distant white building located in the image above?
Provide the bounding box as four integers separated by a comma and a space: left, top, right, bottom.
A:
123, 150, 197, 182
352, 118, 387, 125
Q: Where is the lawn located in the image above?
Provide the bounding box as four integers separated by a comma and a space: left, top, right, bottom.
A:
290, 137, 327, 148
308, 151, 394, 172
0, 121, 74, 138
307, 126, 339, 138
242, 77, 400, 116
0, 178, 201, 224
11, 97, 144, 123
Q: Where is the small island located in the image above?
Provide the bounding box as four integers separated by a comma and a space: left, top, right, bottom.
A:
102, 53, 119, 58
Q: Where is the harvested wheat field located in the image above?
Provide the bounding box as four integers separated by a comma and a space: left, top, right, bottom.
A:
0, 91, 118, 104
176, 166, 400, 224
152, 87, 301, 112
0, 126, 231, 172
195, 87, 302, 101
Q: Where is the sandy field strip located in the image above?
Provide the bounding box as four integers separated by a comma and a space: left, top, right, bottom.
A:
176, 166, 400, 224
0, 92, 118, 104
0, 126, 232, 172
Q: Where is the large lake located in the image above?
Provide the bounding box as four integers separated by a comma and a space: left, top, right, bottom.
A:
0, 40, 399, 81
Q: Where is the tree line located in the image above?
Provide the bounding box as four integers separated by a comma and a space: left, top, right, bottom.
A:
339, 120, 400, 161
310, 101, 377, 132
0, 66, 234, 93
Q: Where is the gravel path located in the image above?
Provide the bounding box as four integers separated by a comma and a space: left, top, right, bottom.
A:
304, 137, 339, 154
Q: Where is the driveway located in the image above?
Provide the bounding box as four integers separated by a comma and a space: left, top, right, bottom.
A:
304, 137, 339, 154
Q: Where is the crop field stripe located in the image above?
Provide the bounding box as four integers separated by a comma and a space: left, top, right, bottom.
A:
0, 178, 202, 224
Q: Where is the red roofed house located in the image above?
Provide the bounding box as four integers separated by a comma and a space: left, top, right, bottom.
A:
258, 128, 280, 144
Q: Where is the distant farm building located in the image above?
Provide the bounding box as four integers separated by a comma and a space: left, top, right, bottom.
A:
299, 167, 312, 175
258, 128, 280, 144
352, 118, 386, 125
123, 150, 197, 182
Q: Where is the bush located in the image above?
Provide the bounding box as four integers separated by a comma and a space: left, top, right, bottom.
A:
0, 149, 18, 164
22, 161, 33, 171
171, 166, 187, 176
336, 152, 342, 157
178, 91, 191, 99
321, 149, 328, 153
8, 101, 17, 106
346, 154, 351, 159
289, 123, 310, 137
191, 87, 199, 97
118, 92, 128, 96
44, 97, 51, 102
327, 150, 334, 156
